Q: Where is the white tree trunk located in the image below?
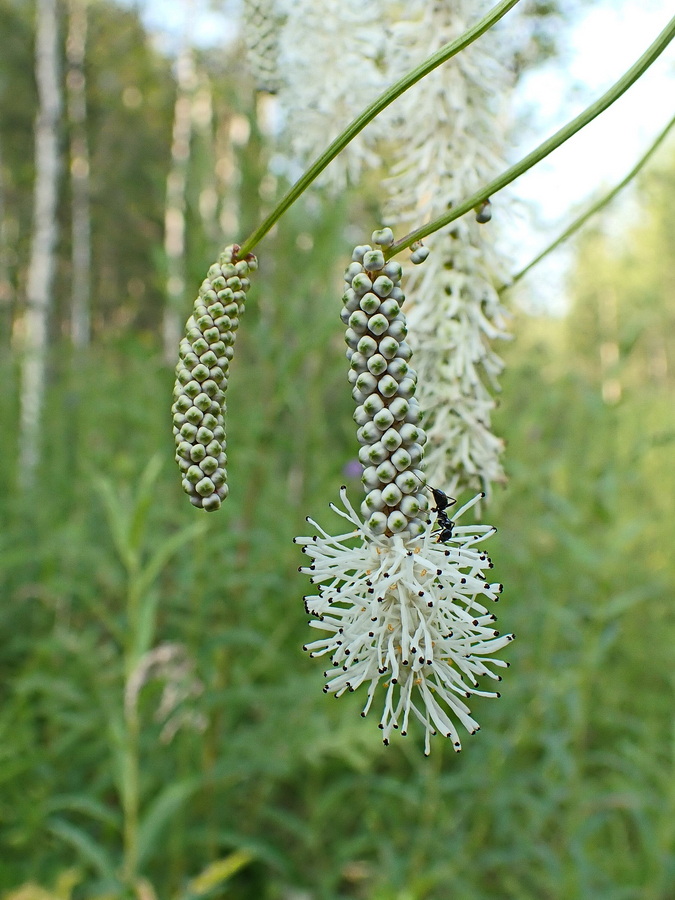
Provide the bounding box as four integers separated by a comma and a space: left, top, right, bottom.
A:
67, 0, 91, 348
162, 3, 196, 364
0, 137, 13, 337
19, 0, 62, 490
192, 73, 220, 245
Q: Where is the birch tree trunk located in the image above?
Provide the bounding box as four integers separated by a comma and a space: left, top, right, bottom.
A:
161, 3, 196, 364
193, 73, 219, 245
0, 137, 13, 348
19, 0, 62, 490
66, 0, 91, 348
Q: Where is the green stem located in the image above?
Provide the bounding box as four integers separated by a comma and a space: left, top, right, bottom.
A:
122, 701, 140, 885
237, 0, 522, 257
385, 15, 675, 259
503, 112, 675, 290
122, 570, 142, 885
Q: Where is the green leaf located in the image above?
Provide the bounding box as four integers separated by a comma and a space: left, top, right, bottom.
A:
92, 474, 135, 573
131, 587, 160, 663
182, 851, 254, 898
45, 795, 121, 831
136, 778, 201, 869
47, 818, 117, 881
135, 521, 206, 600
128, 454, 165, 553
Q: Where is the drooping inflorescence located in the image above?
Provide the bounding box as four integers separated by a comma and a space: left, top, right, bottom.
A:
296, 488, 513, 755
296, 232, 514, 754
241, 0, 285, 93
344, 228, 429, 538
380, 0, 514, 498
172, 244, 257, 511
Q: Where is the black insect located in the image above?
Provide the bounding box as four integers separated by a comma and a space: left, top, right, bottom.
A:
429, 486, 456, 543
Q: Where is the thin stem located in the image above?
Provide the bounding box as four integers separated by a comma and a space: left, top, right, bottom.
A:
122, 572, 141, 885
237, 0, 522, 257
386, 15, 675, 259
503, 112, 675, 290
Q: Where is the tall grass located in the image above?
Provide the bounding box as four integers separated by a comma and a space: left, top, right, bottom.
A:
1, 273, 674, 898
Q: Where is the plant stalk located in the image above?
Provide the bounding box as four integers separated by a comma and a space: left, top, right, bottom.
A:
386, 14, 675, 258
237, 0, 522, 257
503, 112, 675, 290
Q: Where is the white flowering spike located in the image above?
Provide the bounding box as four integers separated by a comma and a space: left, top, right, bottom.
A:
273, 0, 389, 191
242, 0, 286, 93
379, 0, 515, 497
296, 237, 513, 753
172, 244, 257, 511
295, 487, 514, 755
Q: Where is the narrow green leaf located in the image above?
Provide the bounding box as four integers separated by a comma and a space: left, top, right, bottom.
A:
135, 521, 206, 600
46, 794, 121, 831
183, 850, 254, 898
47, 817, 118, 881
91, 475, 135, 572
132, 588, 160, 662
129, 454, 165, 553
136, 778, 201, 868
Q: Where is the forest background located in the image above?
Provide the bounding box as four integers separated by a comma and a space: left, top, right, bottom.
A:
1, 0, 675, 898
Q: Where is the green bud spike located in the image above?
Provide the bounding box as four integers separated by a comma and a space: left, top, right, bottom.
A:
172, 244, 257, 510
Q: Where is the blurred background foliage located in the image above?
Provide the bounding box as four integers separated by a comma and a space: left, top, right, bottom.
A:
1, 0, 675, 898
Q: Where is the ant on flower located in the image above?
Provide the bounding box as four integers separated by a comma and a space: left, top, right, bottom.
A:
428, 485, 456, 543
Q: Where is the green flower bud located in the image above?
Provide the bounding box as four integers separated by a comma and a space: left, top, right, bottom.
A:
361, 466, 380, 489
341, 240, 434, 538
386, 510, 408, 533
353, 405, 370, 426
372, 407, 394, 430
379, 336, 399, 359
363, 489, 385, 511
371, 227, 394, 248
359, 292, 381, 314
367, 354, 387, 376
363, 249, 385, 272
381, 483, 402, 507
367, 511, 388, 534
172, 244, 256, 510
381, 428, 402, 451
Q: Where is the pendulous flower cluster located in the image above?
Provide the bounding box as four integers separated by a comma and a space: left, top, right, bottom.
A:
296, 487, 513, 755
344, 229, 429, 539
266, 0, 388, 191
241, 0, 285, 93
380, 0, 515, 497
296, 234, 513, 754
172, 244, 257, 510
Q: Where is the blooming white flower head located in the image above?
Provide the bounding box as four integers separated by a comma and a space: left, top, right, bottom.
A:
241, 0, 286, 93
273, 0, 389, 191
296, 487, 513, 755
296, 235, 513, 753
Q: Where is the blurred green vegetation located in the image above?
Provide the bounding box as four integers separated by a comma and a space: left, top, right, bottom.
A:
1, 1, 675, 898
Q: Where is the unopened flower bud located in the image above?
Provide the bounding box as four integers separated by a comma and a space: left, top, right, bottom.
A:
410, 241, 430, 265
338, 241, 430, 539
172, 244, 256, 510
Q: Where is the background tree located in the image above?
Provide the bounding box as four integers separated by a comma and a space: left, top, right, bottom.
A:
66, 0, 92, 349
18, 0, 62, 490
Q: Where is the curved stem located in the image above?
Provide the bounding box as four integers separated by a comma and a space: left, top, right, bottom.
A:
386, 14, 675, 259
237, 0, 522, 257
503, 112, 675, 290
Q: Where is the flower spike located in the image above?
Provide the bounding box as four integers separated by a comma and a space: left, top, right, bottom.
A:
296, 236, 513, 753
172, 245, 257, 510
